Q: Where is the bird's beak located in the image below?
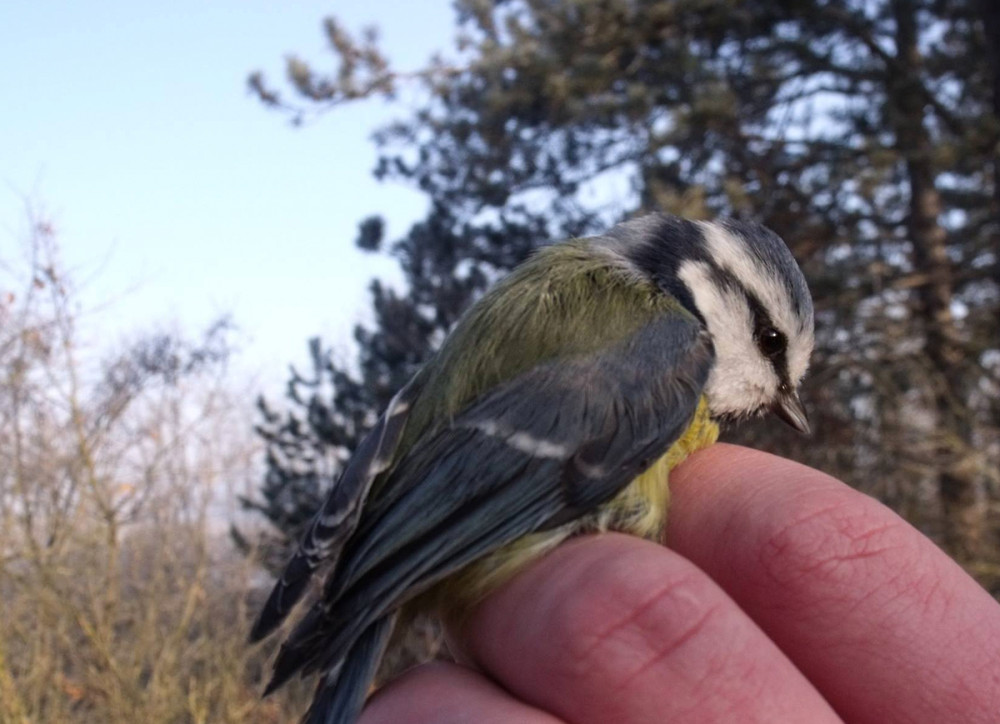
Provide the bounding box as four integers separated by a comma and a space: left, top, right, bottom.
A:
771, 389, 810, 435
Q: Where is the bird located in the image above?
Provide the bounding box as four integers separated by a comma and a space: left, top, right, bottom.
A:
250, 212, 814, 724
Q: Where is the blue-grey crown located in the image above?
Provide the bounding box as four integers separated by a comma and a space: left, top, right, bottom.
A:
596, 213, 812, 326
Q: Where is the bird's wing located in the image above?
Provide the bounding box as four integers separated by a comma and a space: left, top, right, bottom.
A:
250, 371, 427, 643
265, 314, 713, 691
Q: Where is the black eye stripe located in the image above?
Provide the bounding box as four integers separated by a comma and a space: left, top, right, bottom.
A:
690, 262, 793, 387
738, 283, 792, 386
705, 266, 779, 332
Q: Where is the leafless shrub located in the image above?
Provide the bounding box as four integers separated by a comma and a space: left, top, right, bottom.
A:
0, 213, 309, 722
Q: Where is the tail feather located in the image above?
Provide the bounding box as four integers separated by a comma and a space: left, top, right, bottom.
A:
249, 549, 317, 643
301, 614, 396, 724
251, 376, 423, 644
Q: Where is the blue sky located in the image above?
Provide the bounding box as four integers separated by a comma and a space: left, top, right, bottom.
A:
0, 0, 453, 392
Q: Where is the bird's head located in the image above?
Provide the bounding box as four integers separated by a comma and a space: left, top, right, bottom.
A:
603, 214, 814, 433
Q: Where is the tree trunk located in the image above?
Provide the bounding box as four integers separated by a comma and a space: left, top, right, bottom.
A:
888, 0, 985, 562
890, 0, 983, 563
980, 0, 1000, 292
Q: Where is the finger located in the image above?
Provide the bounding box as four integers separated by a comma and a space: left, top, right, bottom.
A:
461, 533, 842, 724
667, 443, 1000, 724
360, 661, 567, 724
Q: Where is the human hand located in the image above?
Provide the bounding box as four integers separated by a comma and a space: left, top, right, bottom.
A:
360, 444, 1000, 723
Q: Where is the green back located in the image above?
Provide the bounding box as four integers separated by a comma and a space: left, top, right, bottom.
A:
395, 241, 686, 458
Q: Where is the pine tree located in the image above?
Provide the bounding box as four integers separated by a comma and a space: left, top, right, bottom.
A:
243, 0, 1000, 593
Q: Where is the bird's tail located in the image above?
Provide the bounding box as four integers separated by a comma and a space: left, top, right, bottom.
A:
301, 613, 396, 724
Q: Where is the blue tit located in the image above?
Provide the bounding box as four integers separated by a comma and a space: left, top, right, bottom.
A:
250, 213, 814, 723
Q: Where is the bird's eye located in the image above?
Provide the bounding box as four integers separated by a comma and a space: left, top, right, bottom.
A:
757, 326, 786, 359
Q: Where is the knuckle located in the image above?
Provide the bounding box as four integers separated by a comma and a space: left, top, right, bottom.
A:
544, 542, 721, 690
755, 490, 919, 607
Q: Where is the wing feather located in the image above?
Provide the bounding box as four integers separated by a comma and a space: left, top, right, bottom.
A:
264, 315, 713, 690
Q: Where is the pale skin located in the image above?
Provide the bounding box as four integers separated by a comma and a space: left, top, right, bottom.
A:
359, 443, 1000, 724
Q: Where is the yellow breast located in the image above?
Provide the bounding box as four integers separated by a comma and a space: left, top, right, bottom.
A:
600, 395, 719, 539
426, 397, 720, 620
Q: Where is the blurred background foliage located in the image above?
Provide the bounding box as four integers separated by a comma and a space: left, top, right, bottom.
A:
0, 216, 312, 721
248, 0, 1000, 603
3, 1, 999, 721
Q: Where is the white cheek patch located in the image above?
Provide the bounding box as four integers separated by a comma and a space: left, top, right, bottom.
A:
696, 221, 814, 386
679, 260, 779, 417
787, 346, 813, 385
